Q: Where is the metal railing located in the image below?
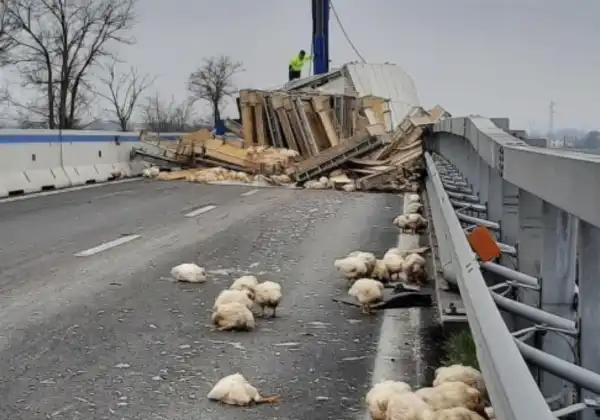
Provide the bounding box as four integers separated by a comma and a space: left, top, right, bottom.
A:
425, 116, 600, 420
425, 152, 554, 419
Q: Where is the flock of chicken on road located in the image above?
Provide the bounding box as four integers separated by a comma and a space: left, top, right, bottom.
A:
165, 192, 494, 419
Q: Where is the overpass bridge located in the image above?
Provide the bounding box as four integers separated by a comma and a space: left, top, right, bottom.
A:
424, 117, 600, 420
0, 75, 599, 420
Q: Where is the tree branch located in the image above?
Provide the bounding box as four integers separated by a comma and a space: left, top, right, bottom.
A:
188, 55, 243, 126
97, 61, 154, 131
4, 0, 136, 129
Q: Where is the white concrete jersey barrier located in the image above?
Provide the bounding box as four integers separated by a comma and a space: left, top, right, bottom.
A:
0, 130, 185, 197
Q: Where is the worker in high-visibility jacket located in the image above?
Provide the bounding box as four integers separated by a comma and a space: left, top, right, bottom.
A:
288, 50, 311, 81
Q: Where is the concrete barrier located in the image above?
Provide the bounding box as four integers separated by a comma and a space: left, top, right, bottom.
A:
0, 130, 186, 197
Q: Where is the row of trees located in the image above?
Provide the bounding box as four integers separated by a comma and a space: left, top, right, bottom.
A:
0, 0, 244, 131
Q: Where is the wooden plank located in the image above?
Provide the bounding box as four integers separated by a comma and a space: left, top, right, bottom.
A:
356, 166, 398, 190
252, 91, 268, 146
361, 96, 391, 127
295, 97, 319, 155
294, 124, 383, 173
284, 96, 311, 157
239, 90, 255, 147
274, 107, 299, 152
312, 96, 340, 146
371, 107, 429, 160
293, 128, 386, 181
347, 157, 391, 166
224, 118, 244, 139
302, 99, 329, 152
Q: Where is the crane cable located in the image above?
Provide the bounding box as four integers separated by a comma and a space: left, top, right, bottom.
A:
329, 0, 367, 63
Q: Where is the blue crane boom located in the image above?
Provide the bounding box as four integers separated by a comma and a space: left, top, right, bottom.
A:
311, 0, 330, 75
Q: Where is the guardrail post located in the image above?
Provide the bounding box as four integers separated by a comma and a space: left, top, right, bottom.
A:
499, 181, 519, 266
539, 202, 578, 407
476, 153, 489, 209
516, 190, 543, 337
578, 222, 600, 420
466, 144, 478, 194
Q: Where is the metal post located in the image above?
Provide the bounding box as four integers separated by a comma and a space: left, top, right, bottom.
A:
499, 180, 519, 267
312, 0, 329, 75
539, 202, 577, 407
578, 222, 600, 420
516, 189, 543, 346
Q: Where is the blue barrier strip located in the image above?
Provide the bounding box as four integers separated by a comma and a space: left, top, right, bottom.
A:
0, 135, 140, 143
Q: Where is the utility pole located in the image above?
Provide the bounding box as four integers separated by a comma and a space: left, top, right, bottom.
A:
548, 100, 556, 140
312, 0, 330, 75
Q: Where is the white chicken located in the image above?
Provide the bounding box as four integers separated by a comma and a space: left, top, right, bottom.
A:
211, 302, 255, 331
334, 256, 370, 283
402, 253, 428, 285
170, 263, 207, 283
142, 166, 160, 178
382, 250, 406, 281
342, 182, 357, 192
348, 278, 384, 314
394, 213, 428, 234
414, 387, 437, 401
304, 176, 330, 189
370, 259, 390, 283
405, 201, 423, 214
347, 251, 377, 273
110, 168, 123, 179
230, 275, 259, 299
366, 380, 412, 420
423, 407, 486, 420
385, 392, 432, 420
433, 365, 486, 397
406, 193, 421, 204
207, 373, 280, 405
213, 289, 254, 311
417, 381, 486, 415
254, 280, 282, 317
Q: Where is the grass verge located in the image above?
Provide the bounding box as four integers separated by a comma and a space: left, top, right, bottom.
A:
441, 329, 480, 371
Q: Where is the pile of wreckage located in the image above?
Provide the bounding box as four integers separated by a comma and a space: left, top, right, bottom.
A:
132, 86, 449, 192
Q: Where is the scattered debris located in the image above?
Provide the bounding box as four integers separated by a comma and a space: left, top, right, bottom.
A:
114, 363, 131, 369
132, 84, 449, 193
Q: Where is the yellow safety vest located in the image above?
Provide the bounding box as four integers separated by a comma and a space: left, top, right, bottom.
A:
289, 54, 311, 71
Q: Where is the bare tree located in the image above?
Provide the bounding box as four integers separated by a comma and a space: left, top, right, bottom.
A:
98, 62, 154, 131
0, 0, 20, 64
188, 55, 243, 127
141, 94, 195, 133
4, 0, 136, 129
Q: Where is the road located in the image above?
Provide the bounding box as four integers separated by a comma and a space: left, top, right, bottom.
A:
0, 179, 438, 420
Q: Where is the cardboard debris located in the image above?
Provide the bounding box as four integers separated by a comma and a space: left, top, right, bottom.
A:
134, 81, 450, 192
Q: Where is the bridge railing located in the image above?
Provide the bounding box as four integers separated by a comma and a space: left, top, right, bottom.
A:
425, 117, 600, 420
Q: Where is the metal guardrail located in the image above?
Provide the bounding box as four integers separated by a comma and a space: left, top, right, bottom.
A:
426, 115, 600, 419
424, 151, 556, 419
431, 116, 600, 228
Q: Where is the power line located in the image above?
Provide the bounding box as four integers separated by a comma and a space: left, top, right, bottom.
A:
329, 0, 367, 63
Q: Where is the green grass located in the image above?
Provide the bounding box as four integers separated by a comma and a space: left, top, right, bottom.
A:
442, 330, 480, 371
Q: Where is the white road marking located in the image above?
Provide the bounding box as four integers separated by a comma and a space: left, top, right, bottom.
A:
0, 178, 141, 204
74, 234, 141, 257
240, 189, 259, 197
184, 204, 217, 217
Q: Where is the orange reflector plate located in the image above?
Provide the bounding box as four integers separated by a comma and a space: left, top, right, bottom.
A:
467, 225, 502, 262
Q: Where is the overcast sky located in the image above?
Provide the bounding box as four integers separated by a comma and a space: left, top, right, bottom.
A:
117, 0, 599, 131
6, 0, 596, 131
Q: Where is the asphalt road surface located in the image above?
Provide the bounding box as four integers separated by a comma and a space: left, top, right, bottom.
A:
0, 179, 437, 420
